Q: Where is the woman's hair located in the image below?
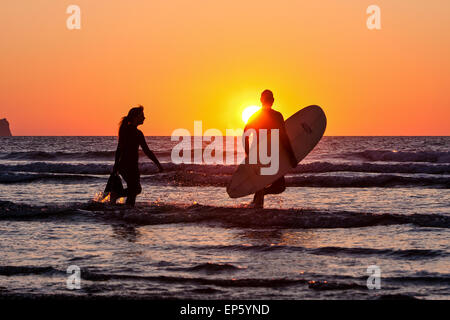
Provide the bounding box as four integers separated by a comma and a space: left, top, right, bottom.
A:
118, 105, 144, 136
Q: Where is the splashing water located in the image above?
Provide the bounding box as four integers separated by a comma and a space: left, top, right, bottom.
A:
93, 192, 126, 204
93, 191, 107, 202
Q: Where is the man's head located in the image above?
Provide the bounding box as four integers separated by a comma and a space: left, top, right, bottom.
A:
260, 90, 274, 108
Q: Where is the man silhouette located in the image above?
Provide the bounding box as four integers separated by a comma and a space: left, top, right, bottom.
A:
244, 90, 297, 208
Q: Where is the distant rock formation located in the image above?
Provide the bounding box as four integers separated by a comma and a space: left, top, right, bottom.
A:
0, 118, 12, 136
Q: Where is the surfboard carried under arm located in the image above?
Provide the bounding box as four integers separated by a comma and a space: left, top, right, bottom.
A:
227, 105, 327, 198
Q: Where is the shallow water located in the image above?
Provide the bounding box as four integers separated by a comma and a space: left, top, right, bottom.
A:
0, 136, 448, 299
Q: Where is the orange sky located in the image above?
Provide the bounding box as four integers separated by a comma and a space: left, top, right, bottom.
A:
1, 0, 449, 135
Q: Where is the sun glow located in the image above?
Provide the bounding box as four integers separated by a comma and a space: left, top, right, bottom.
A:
242, 106, 261, 124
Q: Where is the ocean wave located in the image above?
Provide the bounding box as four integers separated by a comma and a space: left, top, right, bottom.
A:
0, 163, 113, 175
3, 149, 449, 166
342, 150, 450, 163
1, 161, 449, 175
171, 244, 446, 259
0, 151, 117, 161
0, 172, 103, 184
294, 162, 450, 174
2, 264, 447, 292
82, 273, 310, 288
309, 247, 446, 259
189, 287, 223, 294
166, 263, 245, 273
307, 281, 367, 291
386, 275, 450, 284
0, 200, 90, 219
0, 265, 60, 276
144, 171, 450, 188
0, 162, 234, 175
285, 174, 450, 188
0, 264, 308, 288
377, 294, 418, 300
1, 200, 449, 229
0, 149, 205, 161
0, 169, 448, 188
1, 159, 449, 188
81, 202, 450, 229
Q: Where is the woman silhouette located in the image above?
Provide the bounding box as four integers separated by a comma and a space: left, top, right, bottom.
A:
111, 105, 163, 206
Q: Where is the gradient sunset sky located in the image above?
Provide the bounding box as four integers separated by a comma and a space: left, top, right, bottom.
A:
1, 0, 449, 135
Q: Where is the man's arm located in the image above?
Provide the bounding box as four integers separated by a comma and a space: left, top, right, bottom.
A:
244, 123, 250, 155
243, 116, 256, 155
139, 132, 164, 172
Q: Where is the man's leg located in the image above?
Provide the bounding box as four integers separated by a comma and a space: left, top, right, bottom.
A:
252, 190, 264, 208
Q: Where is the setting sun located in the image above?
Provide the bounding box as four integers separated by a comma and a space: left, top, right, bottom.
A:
242, 106, 261, 124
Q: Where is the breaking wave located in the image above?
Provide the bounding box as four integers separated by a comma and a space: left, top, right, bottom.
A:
186, 244, 447, 259
0, 265, 59, 276
0, 151, 117, 161
144, 171, 450, 188
1, 161, 450, 175
342, 150, 450, 163
2, 149, 449, 164
0, 149, 205, 162
285, 174, 450, 188
0, 172, 103, 184
3, 159, 449, 189
1, 200, 448, 229
1, 264, 448, 291
167, 263, 245, 273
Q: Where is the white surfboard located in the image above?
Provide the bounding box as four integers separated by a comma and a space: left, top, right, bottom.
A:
227, 105, 327, 198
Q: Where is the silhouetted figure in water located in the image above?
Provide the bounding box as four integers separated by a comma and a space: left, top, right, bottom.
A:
111, 106, 163, 206
244, 90, 297, 208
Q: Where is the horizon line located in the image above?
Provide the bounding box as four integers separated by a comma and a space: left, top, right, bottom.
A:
3, 135, 450, 137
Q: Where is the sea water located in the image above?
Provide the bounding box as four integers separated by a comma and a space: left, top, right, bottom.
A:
0, 136, 449, 299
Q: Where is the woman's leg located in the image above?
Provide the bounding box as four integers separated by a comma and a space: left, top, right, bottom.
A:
119, 169, 142, 206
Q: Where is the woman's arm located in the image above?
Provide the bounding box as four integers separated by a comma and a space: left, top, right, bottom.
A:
112, 140, 123, 174
139, 132, 164, 172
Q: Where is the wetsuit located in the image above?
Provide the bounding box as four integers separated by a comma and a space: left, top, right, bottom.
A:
113, 125, 162, 206
244, 108, 296, 197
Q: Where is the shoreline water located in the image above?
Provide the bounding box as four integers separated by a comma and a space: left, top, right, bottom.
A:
0, 136, 448, 300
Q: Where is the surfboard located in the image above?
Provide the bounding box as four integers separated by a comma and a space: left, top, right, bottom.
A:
227, 105, 327, 198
